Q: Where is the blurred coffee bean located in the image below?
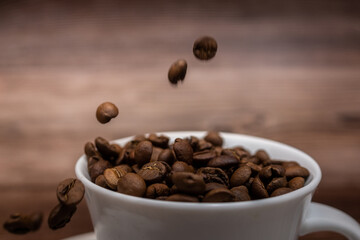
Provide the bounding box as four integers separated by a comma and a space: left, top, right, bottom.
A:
95, 137, 120, 162
233, 147, 251, 160
145, 183, 170, 199
172, 172, 206, 195
3, 212, 43, 234
96, 102, 118, 124
281, 161, 300, 168
48, 204, 77, 230
84, 142, 97, 158
172, 161, 194, 173
167, 194, 199, 202
158, 149, 175, 165
203, 188, 235, 202
89, 158, 112, 182
231, 186, 251, 201
150, 147, 163, 162
270, 187, 293, 197
207, 155, 238, 169
95, 175, 109, 189
251, 177, 269, 199
168, 59, 187, 85
285, 166, 310, 179
193, 150, 216, 166
173, 138, 193, 164
188, 136, 200, 150
116, 164, 133, 173
259, 165, 285, 180
117, 173, 146, 197
288, 177, 305, 190
193, 36, 217, 60
57, 178, 85, 206
266, 177, 287, 194
230, 165, 252, 187
221, 149, 239, 160
138, 161, 169, 183
205, 182, 227, 193
148, 134, 169, 148
204, 131, 223, 147
197, 167, 229, 186
255, 150, 270, 163
242, 162, 262, 175
196, 139, 213, 152
104, 167, 127, 190
134, 140, 153, 166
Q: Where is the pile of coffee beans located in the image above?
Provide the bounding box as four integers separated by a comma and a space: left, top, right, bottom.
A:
86, 131, 310, 202
48, 178, 85, 230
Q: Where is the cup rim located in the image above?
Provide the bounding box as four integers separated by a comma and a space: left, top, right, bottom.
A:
75, 131, 322, 210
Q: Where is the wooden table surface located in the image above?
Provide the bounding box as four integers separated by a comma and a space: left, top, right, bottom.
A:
0, 0, 359, 239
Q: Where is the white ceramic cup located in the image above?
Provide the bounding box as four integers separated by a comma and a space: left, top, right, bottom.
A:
75, 131, 360, 240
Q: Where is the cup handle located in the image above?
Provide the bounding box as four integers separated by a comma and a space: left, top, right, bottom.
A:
299, 202, 360, 239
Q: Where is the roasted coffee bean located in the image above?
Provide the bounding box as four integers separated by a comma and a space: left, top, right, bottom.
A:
158, 148, 175, 165
116, 164, 133, 173
147, 134, 169, 148
172, 161, 194, 173
221, 149, 239, 160
285, 166, 310, 179
138, 161, 169, 183
48, 204, 77, 230
95, 175, 109, 189
57, 178, 85, 206
156, 196, 168, 201
207, 155, 238, 168
188, 136, 200, 150
95, 137, 120, 161
231, 186, 251, 201
132, 164, 141, 173
134, 140, 153, 166
168, 59, 187, 85
87, 155, 101, 169
251, 177, 269, 199
172, 172, 206, 195
246, 156, 261, 165
233, 147, 251, 160
205, 182, 227, 193
84, 142, 97, 158
145, 183, 170, 199
242, 162, 262, 174
150, 147, 163, 162
288, 177, 305, 190
193, 150, 216, 166
259, 165, 285, 180
173, 138, 193, 164
116, 147, 135, 165
204, 131, 223, 147
203, 188, 235, 202
270, 187, 293, 197
3, 212, 43, 234
193, 36, 217, 60
96, 102, 118, 124
230, 165, 252, 187
255, 150, 270, 163
281, 161, 300, 168
88, 158, 112, 182
197, 139, 213, 151
197, 167, 229, 186
103, 167, 127, 190
266, 177, 287, 194
167, 194, 199, 202
117, 173, 146, 197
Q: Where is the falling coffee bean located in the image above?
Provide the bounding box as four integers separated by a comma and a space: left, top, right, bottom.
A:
3, 212, 43, 234
168, 59, 187, 85
48, 204, 77, 230
96, 102, 118, 124
193, 36, 218, 60
117, 173, 146, 197
57, 178, 85, 206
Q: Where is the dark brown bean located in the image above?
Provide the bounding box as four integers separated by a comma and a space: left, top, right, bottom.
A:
95, 175, 109, 189
196, 139, 213, 151
134, 140, 153, 166
117, 173, 146, 197
172, 172, 206, 195
285, 166, 310, 179
270, 187, 293, 197
193, 150, 216, 166
193, 36, 218, 60
115, 164, 133, 173
145, 183, 170, 199
173, 138, 193, 164
255, 150, 270, 163
3, 212, 43, 234
288, 177, 305, 190
233, 147, 251, 159
188, 136, 200, 150
138, 161, 169, 183
207, 155, 239, 168
231, 186, 251, 201
168, 59, 187, 85
251, 177, 269, 199
95, 137, 120, 161
242, 162, 262, 174
203, 188, 235, 202
96, 102, 118, 124
230, 166, 252, 187
48, 204, 77, 230
84, 142, 97, 158
148, 134, 169, 148
88, 158, 112, 182
281, 161, 300, 168
172, 161, 194, 173
204, 182, 227, 193
221, 149, 239, 160
266, 177, 287, 194
150, 147, 163, 162
103, 167, 127, 190
259, 165, 285, 180
56, 178, 85, 206
158, 148, 175, 165
204, 131, 223, 147
167, 194, 199, 202
197, 167, 229, 186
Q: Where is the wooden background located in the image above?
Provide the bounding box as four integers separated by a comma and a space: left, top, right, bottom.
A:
0, 0, 359, 239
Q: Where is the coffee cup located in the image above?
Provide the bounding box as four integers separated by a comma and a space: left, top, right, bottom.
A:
75, 131, 360, 240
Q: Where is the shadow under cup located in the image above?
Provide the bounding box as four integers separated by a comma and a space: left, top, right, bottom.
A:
75, 132, 329, 240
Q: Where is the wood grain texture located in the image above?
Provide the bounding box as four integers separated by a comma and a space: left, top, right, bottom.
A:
0, 0, 359, 239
